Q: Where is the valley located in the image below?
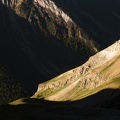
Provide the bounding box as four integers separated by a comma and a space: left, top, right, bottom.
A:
0, 0, 120, 119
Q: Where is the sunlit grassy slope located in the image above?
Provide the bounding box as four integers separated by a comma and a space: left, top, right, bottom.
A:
32, 40, 120, 101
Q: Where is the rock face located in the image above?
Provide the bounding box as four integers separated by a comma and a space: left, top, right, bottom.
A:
1, 0, 22, 6
34, 0, 72, 22
34, 40, 120, 101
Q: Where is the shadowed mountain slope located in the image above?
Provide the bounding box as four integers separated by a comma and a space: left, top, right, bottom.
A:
1, 88, 120, 120
0, 0, 97, 100
52, 0, 120, 48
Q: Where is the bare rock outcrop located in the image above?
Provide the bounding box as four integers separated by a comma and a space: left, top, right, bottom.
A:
1, 0, 22, 6
34, 0, 72, 22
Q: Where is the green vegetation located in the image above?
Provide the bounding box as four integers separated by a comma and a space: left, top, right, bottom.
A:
101, 56, 120, 73
0, 67, 26, 105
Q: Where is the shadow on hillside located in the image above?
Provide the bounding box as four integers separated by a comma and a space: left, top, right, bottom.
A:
0, 1, 90, 96
0, 88, 120, 120
53, 0, 120, 49
21, 88, 120, 109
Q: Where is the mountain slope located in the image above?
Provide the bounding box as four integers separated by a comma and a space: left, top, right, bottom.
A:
0, 0, 97, 99
52, 0, 120, 48
1, 1, 120, 119
6, 40, 120, 119
33, 40, 120, 102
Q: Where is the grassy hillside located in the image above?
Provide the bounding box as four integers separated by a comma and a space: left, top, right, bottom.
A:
33, 40, 120, 101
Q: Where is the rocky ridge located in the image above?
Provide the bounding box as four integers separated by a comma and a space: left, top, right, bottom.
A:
1, 0, 97, 53
34, 0, 72, 22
